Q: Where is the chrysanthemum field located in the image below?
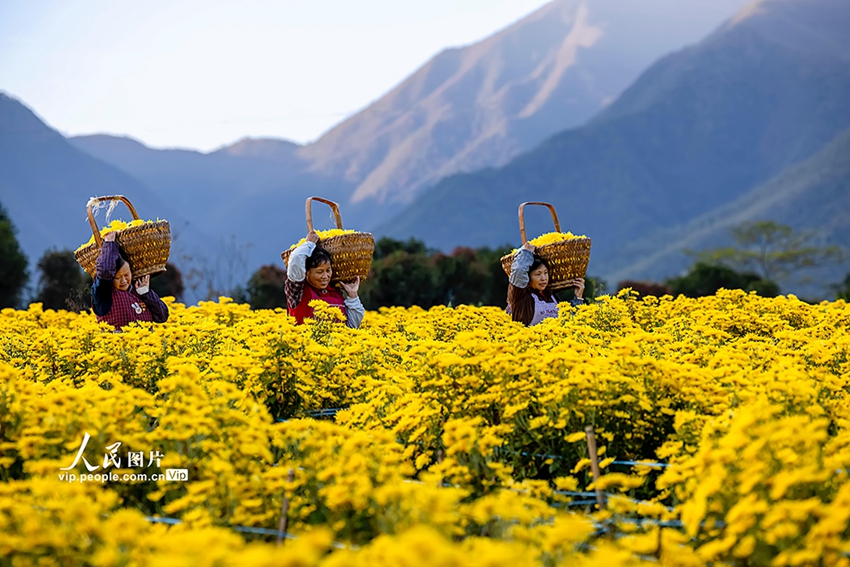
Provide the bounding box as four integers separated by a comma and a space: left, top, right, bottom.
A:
1, 290, 849, 566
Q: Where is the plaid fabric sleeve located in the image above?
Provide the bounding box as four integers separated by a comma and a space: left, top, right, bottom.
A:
95, 241, 120, 279
91, 278, 113, 316
139, 289, 169, 322
285, 241, 314, 311
285, 278, 305, 311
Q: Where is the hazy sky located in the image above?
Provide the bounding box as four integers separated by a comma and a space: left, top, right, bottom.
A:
1, 0, 749, 152
1, 0, 561, 151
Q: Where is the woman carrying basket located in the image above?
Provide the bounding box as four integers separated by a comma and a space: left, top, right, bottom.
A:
91, 232, 169, 330
507, 241, 584, 326
285, 231, 365, 328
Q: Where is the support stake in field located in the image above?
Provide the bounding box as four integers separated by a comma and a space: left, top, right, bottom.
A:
277, 468, 295, 545
585, 425, 607, 511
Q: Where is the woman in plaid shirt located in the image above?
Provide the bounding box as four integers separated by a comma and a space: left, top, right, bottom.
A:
91, 232, 169, 331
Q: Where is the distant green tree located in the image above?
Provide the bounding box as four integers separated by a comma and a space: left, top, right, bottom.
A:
151, 262, 185, 301
373, 237, 429, 259
363, 240, 515, 309
696, 221, 844, 285
35, 249, 89, 311
245, 265, 287, 309
229, 285, 249, 305
360, 248, 437, 309
667, 262, 779, 298
475, 246, 512, 307
0, 202, 28, 308
582, 276, 607, 301
432, 247, 493, 306
835, 273, 850, 301
362, 238, 597, 308
617, 280, 671, 298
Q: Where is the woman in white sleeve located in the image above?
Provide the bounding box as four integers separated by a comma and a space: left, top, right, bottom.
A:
284, 231, 365, 329
507, 241, 584, 326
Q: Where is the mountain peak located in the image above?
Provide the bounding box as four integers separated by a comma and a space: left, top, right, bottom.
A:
376, 0, 850, 296
726, 0, 770, 27
299, 0, 755, 209
215, 137, 302, 162
720, 0, 850, 54
0, 92, 59, 138
71, 133, 150, 150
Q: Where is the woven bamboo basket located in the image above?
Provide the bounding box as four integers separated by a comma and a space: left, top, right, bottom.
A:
500, 201, 591, 291
74, 195, 171, 279
281, 196, 374, 284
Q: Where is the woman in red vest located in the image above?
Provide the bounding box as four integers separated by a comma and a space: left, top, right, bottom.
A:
285, 231, 365, 328
91, 231, 169, 330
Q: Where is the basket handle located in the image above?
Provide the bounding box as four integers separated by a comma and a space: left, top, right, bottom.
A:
86, 195, 140, 248
305, 196, 344, 232
518, 201, 561, 244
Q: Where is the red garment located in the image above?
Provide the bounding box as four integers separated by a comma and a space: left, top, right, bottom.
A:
96, 288, 153, 329
287, 282, 346, 324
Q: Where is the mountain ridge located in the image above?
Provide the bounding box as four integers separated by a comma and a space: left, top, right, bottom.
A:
606, 126, 850, 292
0, 93, 212, 282
230, 0, 753, 211
376, 0, 850, 295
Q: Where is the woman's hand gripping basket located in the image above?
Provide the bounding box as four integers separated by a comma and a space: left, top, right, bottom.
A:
500, 201, 591, 291
74, 195, 171, 278
281, 196, 375, 284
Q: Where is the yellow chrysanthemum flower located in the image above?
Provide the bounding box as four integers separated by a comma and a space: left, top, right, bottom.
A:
290, 229, 356, 249
0, 290, 849, 565
75, 219, 154, 251
511, 231, 587, 252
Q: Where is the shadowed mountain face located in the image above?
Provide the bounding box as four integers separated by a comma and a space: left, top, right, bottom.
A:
377, 0, 850, 294
607, 126, 850, 295
0, 94, 211, 281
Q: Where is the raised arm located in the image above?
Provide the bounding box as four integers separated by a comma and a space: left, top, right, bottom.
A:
95, 239, 121, 280
92, 238, 120, 316
509, 245, 535, 289
287, 240, 317, 283
285, 234, 317, 310
136, 275, 169, 322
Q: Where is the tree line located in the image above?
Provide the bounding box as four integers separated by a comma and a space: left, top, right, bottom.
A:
239, 238, 601, 311
2, 200, 848, 311
619, 221, 846, 300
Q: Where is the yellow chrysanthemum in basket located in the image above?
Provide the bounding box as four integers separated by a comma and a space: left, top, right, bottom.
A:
289, 229, 356, 249
75, 219, 152, 252
512, 231, 587, 253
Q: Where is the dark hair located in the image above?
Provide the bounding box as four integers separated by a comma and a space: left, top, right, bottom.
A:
306, 247, 332, 271
529, 254, 549, 276
508, 253, 556, 326
115, 248, 132, 273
